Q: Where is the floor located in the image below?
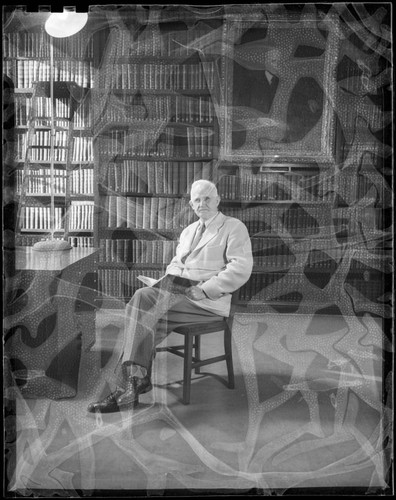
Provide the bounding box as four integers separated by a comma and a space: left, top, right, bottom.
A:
7, 308, 391, 495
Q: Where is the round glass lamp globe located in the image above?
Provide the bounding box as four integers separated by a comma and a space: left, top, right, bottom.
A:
45, 12, 88, 38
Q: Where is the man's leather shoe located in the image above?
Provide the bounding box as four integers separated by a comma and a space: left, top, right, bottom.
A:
116, 375, 152, 406
87, 389, 124, 413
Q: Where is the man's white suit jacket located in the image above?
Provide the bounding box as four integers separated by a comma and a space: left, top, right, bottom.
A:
166, 211, 253, 317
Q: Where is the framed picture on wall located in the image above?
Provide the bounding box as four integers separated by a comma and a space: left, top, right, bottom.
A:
221, 12, 340, 163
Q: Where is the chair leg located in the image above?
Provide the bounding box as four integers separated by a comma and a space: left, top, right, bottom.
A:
224, 324, 235, 389
194, 335, 201, 374
183, 334, 193, 404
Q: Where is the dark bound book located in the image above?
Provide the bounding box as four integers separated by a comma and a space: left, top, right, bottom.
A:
138, 274, 199, 293
154, 275, 199, 293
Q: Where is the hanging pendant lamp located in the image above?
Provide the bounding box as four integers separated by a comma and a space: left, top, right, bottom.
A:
45, 10, 88, 38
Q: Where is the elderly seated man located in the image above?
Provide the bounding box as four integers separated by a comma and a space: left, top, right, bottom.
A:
88, 179, 253, 413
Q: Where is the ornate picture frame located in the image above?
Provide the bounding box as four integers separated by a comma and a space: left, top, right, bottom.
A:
221, 12, 340, 163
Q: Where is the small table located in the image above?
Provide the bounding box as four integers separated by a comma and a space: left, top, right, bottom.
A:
5, 247, 99, 399
15, 246, 98, 272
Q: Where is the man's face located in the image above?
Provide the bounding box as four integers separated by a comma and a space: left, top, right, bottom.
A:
189, 184, 220, 221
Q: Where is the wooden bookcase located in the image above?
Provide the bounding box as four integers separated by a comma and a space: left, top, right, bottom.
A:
3, 13, 95, 248
92, 10, 223, 304
217, 161, 389, 314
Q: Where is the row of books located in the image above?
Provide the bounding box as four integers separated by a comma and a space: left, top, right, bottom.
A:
305, 249, 338, 270
98, 127, 214, 158
219, 169, 378, 204
345, 172, 383, 203
98, 269, 163, 299
116, 27, 214, 58
240, 278, 384, 303
104, 196, 330, 235
357, 172, 385, 202
222, 206, 327, 236
96, 235, 389, 272
20, 206, 64, 230
16, 168, 67, 195
239, 273, 314, 302
349, 254, 391, 272
72, 137, 94, 163
225, 173, 334, 202
105, 196, 195, 229
347, 279, 384, 300
99, 239, 178, 264
28, 130, 69, 162
333, 206, 381, 232
98, 236, 296, 268
318, 161, 372, 200
68, 236, 94, 247
19, 201, 94, 232
16, 133, 94, 163
102, 61, 215, 91
4, 59, 94, 89
105, 160, 212, 193
69, 201, 94, 231
251, 242, 389, 270
3, 32, 94, 58
240, 288, 303, 303
304, 249, 389, 270
99, 94, 215, 124
70, 168, 94, 195
103, 164, 376, 207
251, 239, 296, 268
15, 96, 92, 128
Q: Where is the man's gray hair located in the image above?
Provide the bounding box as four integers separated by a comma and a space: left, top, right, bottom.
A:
190, 179, 219, 196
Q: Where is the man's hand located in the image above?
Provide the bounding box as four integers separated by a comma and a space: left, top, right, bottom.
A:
185, 286, 206, 301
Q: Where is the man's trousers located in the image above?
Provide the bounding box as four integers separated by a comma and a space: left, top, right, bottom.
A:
120, 286, 223, 374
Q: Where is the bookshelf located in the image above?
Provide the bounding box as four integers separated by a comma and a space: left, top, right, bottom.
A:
92, 12, 222, 304
216, 157, 389, 314
3, 15, 95, 249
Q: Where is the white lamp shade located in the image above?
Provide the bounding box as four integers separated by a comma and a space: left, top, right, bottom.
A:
45, 11, 88, 38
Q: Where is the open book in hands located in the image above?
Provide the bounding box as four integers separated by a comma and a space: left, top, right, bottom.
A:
137, 274, 200, 294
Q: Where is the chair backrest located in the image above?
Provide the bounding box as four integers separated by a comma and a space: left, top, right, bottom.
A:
231, 289, 239, 304
227, 289, 241, 328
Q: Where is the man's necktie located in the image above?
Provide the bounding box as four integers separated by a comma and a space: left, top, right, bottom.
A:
182, 222, 205, 262
190, 222, 205, 252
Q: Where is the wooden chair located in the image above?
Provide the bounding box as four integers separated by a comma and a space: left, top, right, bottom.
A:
158, 294, 237, 404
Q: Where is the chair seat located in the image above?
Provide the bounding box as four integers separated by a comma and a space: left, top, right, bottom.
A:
173, 320, 227, 335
